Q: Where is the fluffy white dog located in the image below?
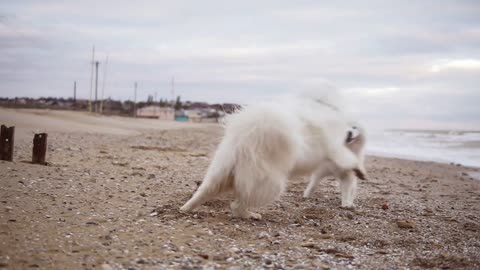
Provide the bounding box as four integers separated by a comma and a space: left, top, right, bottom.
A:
180, 85, 366, 219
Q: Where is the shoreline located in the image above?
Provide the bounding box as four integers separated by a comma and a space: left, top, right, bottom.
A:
367, 151, 480, 170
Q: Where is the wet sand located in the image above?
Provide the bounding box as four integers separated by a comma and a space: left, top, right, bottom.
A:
0, 108, 479, 269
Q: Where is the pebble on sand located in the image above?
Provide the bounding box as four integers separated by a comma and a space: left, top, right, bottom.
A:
397, 220, 416, 229
101, 264, 114, 270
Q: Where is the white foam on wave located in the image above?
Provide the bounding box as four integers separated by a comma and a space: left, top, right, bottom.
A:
467, 172, 480, 180
366, 130, 480, 168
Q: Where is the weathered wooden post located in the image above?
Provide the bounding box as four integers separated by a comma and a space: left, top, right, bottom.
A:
32, 133, 48, 165
0, 125, 15, 161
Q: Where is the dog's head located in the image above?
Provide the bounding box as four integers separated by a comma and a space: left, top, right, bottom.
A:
346, 126, 365, 153
345, 124, 367, 180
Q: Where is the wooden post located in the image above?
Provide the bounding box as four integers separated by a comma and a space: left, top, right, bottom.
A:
32, 133, 48, 165
0, 125, 14, 161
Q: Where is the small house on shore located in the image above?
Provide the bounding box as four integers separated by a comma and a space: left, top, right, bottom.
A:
136, 106, 175, 120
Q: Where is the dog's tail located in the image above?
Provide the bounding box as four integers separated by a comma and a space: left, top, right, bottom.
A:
180, 139, 235, 212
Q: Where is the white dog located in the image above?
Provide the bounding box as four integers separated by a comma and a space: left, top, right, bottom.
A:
180, 85, 366, 219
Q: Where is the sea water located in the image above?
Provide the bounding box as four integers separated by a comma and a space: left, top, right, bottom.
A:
367, 130, 480, 168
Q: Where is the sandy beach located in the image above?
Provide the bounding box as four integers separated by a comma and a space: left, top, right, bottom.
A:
0, 108, 479, 270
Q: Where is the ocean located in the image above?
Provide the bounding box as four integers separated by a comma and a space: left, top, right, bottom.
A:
367, 129, 480, 168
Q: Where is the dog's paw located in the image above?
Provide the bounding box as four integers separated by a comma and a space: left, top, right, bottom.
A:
232, 211, 262, 220
179, 205, 191, 213
303, 191, 312, 198
340, 203, 355, 210
249, 212, 262, 220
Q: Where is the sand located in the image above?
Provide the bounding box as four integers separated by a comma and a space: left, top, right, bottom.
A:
0, 108, 211, 139
0, 108, 479, 269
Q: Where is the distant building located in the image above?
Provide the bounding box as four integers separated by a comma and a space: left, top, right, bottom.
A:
210, 103, 241, 114
136, 106, 175, 120
186, 111, 202, 122
0, 96, 241, 119
189, 102, 210, 110
16, 98, 27, 105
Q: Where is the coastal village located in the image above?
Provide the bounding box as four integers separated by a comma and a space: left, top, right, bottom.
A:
0, 97, 240, 123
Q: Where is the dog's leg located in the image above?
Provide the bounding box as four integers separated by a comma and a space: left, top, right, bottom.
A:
329, 146, 360, 173
180, 140, 234, 212
180, 181, 217, 213
303, 167, 329, 198
180, 172, 233, 212
231, 167, 287, 219
339, 171, 357, 208
230, 200, 262, 220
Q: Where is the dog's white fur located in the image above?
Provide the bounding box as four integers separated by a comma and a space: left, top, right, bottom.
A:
303, 126, 366, 208
180, 85, 366, 219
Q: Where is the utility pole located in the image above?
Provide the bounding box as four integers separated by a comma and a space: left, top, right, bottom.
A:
88, 45, 95, 112
171, 76, 175, 106
73, 81, 76, 103
154, 91, 158, 118
100, 54, 109, 114
94, 61, 99, 113
133, 82, 137, 117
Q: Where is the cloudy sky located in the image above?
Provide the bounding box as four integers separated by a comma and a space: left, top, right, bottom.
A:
1, 0, 480, 129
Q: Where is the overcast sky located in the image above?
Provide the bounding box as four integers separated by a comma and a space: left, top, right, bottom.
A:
1, 1, 480, 129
